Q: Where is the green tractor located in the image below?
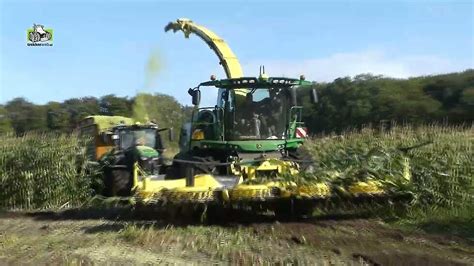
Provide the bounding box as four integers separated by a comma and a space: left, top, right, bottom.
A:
79, 116, 173, 196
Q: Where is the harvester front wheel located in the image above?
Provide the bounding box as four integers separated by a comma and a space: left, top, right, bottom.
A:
165, 153, 218, 179
190, 156, 218, 174
288, 148, 315, 173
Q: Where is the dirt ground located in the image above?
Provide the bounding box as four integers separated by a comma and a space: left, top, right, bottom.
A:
0, 209, 473, 265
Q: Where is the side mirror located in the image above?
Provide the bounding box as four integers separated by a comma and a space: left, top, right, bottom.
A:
188, 88, 201, 106
310, 88, 318, 104
168, 128, 174, 142
290, 87, 298, 106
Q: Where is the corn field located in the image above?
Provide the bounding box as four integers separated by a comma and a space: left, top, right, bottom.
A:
305, 124, 473, 214
0, 125, 472, 217
0, 132, 96, 210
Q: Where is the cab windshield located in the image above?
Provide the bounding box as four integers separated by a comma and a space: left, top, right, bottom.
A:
118, 128, 156, 149
226, 88, 288, 140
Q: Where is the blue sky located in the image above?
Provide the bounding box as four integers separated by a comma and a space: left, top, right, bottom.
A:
1, 0, 473, 106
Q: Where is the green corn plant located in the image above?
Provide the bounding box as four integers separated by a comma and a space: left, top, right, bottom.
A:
305, 124, 473, 215
0, 132, 97, 210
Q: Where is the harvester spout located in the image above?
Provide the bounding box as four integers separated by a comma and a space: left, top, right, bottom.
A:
164, 18, 243, 79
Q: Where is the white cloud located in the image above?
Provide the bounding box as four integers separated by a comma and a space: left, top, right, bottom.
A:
242, 50, 473, 82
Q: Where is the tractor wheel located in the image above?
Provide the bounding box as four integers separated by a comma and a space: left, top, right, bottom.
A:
288, 148, 315, 173
103, 166, 133, 197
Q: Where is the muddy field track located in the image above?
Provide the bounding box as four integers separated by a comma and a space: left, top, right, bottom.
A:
0, 208, 473, 265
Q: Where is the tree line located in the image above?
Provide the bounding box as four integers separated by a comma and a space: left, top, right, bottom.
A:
0, 93, 193, 140
301, 70, 473, 133
0, 70, 472, 136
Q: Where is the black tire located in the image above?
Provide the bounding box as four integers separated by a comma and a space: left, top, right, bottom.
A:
288, 148, 315, 173
164, 152, 189, 180
165, 152, 218, 180
164, 163, 182, 180
103, 166, 133, 197
190, 156, 218, 174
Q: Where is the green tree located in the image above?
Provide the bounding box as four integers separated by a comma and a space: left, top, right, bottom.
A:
99, 94, 132, 116
63, 97, 100, 129
5, 98, 47, 134
132, 93, 189, 145
0, 105, 13, 134
45, 101, 70, 131
455, 87, 474, 121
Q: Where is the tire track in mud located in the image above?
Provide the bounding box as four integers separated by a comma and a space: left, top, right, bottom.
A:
247, 219, 474, 266
1, 211, 473, 265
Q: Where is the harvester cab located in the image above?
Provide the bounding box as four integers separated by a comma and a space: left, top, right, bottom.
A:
184, 75, 318, 154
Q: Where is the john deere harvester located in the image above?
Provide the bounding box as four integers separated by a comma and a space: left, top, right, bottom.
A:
161, 72, 335, 216
165, 18, 329, 205
159, 18, 399, 216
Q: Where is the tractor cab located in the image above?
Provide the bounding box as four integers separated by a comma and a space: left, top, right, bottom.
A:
105, 124, 167, 175
110, 124, 164, 154
79, 116, 171, 161
79, 116, 173, 196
